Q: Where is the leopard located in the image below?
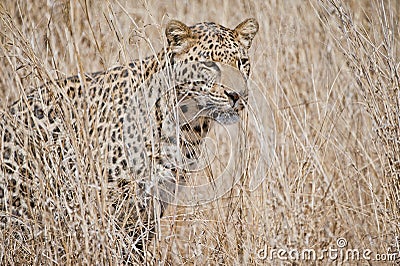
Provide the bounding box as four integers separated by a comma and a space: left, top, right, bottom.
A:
0, 18, 258, 264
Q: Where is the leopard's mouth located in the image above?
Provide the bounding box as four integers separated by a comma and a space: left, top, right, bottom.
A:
208, 84, 246, 124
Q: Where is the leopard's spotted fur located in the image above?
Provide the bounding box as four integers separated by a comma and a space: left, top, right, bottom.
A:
0, 18, 258, 263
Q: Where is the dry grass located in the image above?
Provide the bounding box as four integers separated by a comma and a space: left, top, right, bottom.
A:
0, 0, 399, 265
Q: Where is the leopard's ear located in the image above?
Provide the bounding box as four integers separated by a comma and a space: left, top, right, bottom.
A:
234, 18, 259, 49
166, 20, 195, 54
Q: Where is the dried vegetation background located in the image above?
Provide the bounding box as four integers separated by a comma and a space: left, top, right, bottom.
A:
0, 0, 399, 264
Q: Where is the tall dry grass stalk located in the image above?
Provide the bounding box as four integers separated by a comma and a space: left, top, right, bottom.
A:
0, 0, 399, 265
318, 0, 400, 228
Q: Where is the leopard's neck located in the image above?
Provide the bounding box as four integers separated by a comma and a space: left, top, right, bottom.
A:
128, 49, 172, 82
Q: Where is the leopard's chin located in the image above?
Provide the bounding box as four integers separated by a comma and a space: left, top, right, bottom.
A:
211, 109, 240, 125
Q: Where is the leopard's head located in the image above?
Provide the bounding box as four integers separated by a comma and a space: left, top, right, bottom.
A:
165, 19, 258, 125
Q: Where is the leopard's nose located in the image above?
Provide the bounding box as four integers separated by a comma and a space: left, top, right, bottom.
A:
224, 90, 240, 108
